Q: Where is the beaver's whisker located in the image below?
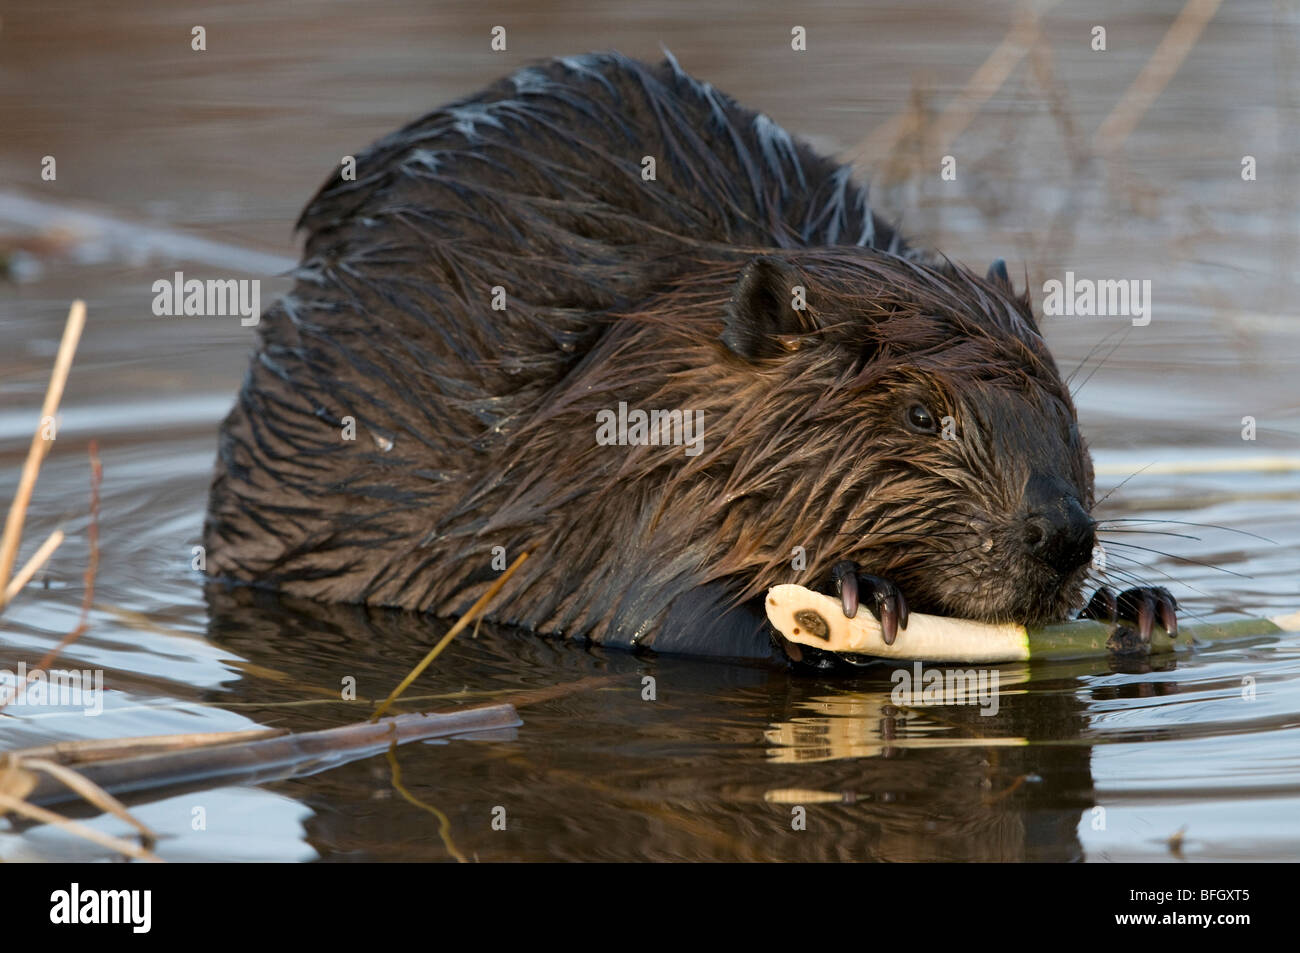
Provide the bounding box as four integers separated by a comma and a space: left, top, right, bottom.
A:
843, 514, 974, 532
1083, 572, 1220, 626
1066, 325, 1129, 386
1097, 527, 1202, 541
933, 550, 987, 570
833, 531, 969, 541
1101, 541, 1251, 578
923, 544, 984, 560
1070, 325, 1132, 398
1093, 461, 1155, 508
1098, 518, 1276, 544
1084, 566, 1147, 589
1086, 561, 1217, 603
837, 518, 973, 534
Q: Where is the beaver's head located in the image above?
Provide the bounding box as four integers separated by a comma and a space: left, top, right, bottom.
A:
712, 250, 1096, 625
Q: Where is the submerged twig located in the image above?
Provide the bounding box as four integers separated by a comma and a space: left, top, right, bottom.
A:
9, 728, 287, 766
1, 441, 102, 713
13, 704, 521, 812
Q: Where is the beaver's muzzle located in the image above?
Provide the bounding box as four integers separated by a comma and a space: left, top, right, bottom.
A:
1020, 472, 1095, 576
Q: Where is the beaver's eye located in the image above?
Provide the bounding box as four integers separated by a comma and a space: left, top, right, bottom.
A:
905, 403, 938, 434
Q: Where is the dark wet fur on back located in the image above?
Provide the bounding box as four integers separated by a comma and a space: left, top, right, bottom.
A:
205, 51, 1094, 657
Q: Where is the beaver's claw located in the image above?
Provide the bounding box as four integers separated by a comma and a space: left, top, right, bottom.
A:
1081, 585, 1178, 643
831, 561, 910, 646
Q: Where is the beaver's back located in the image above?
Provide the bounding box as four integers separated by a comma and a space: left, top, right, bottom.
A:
205, 52, 907, 636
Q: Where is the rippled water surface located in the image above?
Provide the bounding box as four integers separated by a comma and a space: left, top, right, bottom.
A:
1, 0, 1298, 861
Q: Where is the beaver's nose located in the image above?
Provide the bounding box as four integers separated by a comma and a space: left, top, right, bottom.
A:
1022, 474, 1096, 576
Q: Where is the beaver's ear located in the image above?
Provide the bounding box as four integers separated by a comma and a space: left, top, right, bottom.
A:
722, 257, 816, 360
986, 258, 1011, 289
986, 257, 1041, 333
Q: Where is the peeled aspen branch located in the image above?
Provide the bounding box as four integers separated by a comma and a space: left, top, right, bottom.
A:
765, 584, 1300, 663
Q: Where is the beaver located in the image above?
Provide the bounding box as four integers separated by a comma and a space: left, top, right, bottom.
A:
204, 51, 1177, 664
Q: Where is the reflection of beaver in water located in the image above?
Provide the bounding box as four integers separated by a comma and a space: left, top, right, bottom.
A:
204, 51, 1176, 662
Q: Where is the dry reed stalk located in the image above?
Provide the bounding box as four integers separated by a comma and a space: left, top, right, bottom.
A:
0, 791, 163, 863
0, 299, 84, 608
370, 551, 530, 721
848, 0, 1061, 166
1092, 0, 1224, 156
2, 527, 63, 603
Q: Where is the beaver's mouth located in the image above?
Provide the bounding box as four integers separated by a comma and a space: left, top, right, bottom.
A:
895, 557, 1091, 627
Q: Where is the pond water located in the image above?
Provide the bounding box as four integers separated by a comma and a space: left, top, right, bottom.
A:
1, 0, 1297, 861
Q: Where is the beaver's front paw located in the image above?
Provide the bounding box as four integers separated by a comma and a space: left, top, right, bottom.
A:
830, 560, 910, 645
1081, 585, 1178, 643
